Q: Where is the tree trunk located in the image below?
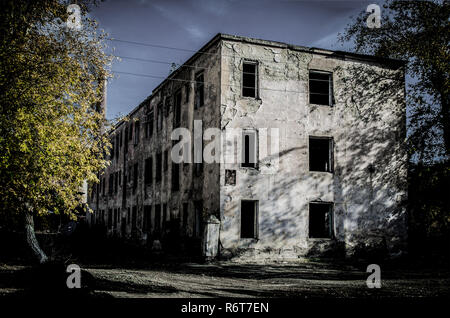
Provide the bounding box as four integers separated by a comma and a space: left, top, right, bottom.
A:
25, 211, 48, 264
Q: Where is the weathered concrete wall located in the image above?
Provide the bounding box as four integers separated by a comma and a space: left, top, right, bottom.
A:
218, 37, 407, 259
87, 40, 222, 250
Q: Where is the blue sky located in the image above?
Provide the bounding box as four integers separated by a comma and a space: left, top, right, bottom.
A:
91, 0, 380, 119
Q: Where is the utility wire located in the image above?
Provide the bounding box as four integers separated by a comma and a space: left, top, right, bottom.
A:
115, 55, 287, 76
113, 70, 306, 94
108, 37, 313, 66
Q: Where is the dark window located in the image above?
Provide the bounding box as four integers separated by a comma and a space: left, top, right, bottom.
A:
128, 122, 133, 141
182, 203, 188, 232
309, 137, 333, 172
194, 137, 203, 176
156, 153, 162, 182
309, 71, 333, 106
146, 108, 154, 138
113, 209, 117, 228
133, 163, 138, 193
143, 205, 151, 233
163, 150, 168, 172
164, 98, 170, 117
242, 61, 258, 98
122, 173, 127, 201
115, 134, 120, 158
124, 127, 128, 154
225, 169, 236, 185
108, 209, 112, 228
119, 131, 122, 148
144, 157, 153, 185
194, 72, 204, 109
157, 103, 163, 131
115, 172, 119, 194
127, 208, 130, 225
194, 201, 202, 237
172, 163, 180, 191
131, 206, 137, 231
134, 121, 140, 145
155, 204, 161, 233
110, 140, 114, 160
174, 90, 182, 128
194, 162, 203, 176
108, 174, 113, 195
241, 200, 258, 238
242, 131, 257, 168
309, 202, 333, 238
102, 177, 105, 196
184, 83, 190, 103
162, 204, 167, 231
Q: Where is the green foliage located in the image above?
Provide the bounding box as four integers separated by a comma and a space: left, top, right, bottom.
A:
340, 0, 450, 162
0, 0, 113, 222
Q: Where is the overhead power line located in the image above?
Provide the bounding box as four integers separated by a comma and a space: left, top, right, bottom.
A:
108, 37, 314, 66
112, 70, 306, 94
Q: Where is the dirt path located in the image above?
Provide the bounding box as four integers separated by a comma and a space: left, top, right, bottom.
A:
79, 261, 450, 298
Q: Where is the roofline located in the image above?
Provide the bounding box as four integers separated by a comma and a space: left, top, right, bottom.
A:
111, 33, 406, 133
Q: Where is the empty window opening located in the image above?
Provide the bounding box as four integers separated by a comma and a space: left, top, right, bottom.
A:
242, 61, 258, 98
172, 163, 180, 191
134, 121, 140, 145
309, 202, 334, 238
182, 203, 188, 234
107, 209, 112, 228
309, 137, 333, 172
309, 71, 333, 106
108, 174, 113, 196
131, 206, 137, 231
241, 200, 258, 239
146, 108, 154, 138
115, 172, 119, 194
225, 169, 236, 185
162, 204, 167, 232
115, 134, 120, 158
144, 157, 152, 185
113, 209, 117, 228
124, 127, 128, 154
110, 140, 115, 160
242, 131, 257, 168
155, 204, 161, 234
143, 205, 151, 233
194, 201, 202, 237
122, 174, 127, 201
184, 83, 190, 103
128, 122, 133, 141
156, 152, 162, 182
164, 98, 170, 117
174, 90, 182, 128
164, 150, 168, 172
157, 103, 163, 131
195, 72, 204, 109
133, 163, 138, 193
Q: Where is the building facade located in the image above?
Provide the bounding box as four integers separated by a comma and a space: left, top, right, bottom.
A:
87, 34, 407, 259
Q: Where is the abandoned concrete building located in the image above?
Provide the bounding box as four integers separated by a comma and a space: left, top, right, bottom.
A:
86, 33, 407, 259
